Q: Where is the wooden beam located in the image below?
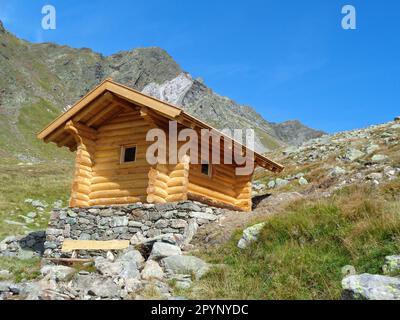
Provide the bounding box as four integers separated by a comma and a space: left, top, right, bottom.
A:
62, 240, 130, 253
86, 102, 118, 127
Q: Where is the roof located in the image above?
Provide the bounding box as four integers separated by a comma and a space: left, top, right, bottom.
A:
37, 78, 284, 172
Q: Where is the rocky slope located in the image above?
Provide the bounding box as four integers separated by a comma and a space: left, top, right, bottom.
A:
0, 20, 323, 161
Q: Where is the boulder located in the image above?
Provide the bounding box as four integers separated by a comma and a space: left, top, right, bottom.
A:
365, 144, 379, 154
95, 255, 140, 281
275, 178, 289, 188
161, 255, 210, 280
371, 154, 388, 162
149, 242, 182, 260
342, 274, 400, 300
40, 265, 76, 281
298, 177, 309, 185
329, 166, 346, 177
141, 260, 164, 280
189, 212, 217, 221
382, 255, 400, 275
0, 270, 12, 279
119, 248, 145, 267
87, 277, 121, 298
237, 223, 266, 249
344, 148, 365, 161
180, 220, 198, 247
341, 265, 357, 278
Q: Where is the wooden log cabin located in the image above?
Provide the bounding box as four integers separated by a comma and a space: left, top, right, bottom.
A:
38, 79, 284, 212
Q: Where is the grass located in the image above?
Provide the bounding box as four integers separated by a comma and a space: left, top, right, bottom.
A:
185, 180, 400, 300
0, 257, 41, 283
0, 160, 73, 240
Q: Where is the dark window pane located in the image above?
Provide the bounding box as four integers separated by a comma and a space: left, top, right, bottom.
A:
124, 147, 136, 163
201, 164, 210, 176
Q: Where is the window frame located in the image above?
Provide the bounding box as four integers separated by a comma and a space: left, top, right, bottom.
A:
201, 163, 212, 178
120, 144, 137, 164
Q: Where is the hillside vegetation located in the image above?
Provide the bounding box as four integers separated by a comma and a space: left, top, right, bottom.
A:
188, 180, 400, 299
183, 119, 400, 299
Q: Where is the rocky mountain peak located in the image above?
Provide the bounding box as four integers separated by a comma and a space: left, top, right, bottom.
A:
0, 20, 5, 33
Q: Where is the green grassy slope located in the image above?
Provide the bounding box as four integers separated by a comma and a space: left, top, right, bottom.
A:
185, 180, 400, 300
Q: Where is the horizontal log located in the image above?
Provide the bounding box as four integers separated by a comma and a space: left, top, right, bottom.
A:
73, 184, 91, 195
72, 199, 90, 208
167, 177, 186, 188
168, 186, 187, 195
148, 169, 169, 184
89, 196, 144, 206
93, 166, 150, 177
166, 193, 187, 202
89, 189, 146, 200
147, 186, 168, 199
93, 159, 150, 171
98, 120, 147, 133
91, 174, 149, 184
188, 183, 237, 204
148, 179, 168, 191
90, 181, 149, 192
187, 192, 245, 212
169, 170, 188, 179
97, 126, 149, 138
147, 194, 167, 204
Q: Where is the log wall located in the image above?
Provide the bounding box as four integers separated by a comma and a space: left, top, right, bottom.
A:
88, 110, 152, 206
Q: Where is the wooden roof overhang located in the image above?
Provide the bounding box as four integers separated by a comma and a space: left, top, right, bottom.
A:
37, 79, 284, 173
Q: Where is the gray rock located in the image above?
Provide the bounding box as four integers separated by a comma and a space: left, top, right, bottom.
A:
170, 274, 193, 290
31, 200, 47, 209
141, 260, 164, 280
189, 212, 217, 221
275, 178, 290, 188
329, 166, 346, 177
365, 144, 379, 154
237, 223, 266, 249
342, 274, 400, 300
88, 277, 121, 298
41, 265, 76, 281
180, 220, 198, 247
0, 281, 12, 292
267, 180, 276, 189
154, 219, 169, 229
161, 255, 210, 280
170, 219, 188, 229
124, 278, 143, 294
110, 216, 129, 227
344, 148, 365, 161
371, 154, 388, 162
130, 232, 147, 246
366, 172, 383, 181
119, 248, 145, 267
382, 255, 400, 275
0, 270, 12, 279
95, 255, 140, 281
150, 242, 182, 260
341, 265, 357, 277
298, 177, 309, 185
27, 212, 37, 219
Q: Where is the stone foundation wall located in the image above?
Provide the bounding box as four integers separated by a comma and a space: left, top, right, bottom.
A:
44, 201, 223, 258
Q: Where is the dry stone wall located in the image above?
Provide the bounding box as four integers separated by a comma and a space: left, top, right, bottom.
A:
44, 201, 224, 258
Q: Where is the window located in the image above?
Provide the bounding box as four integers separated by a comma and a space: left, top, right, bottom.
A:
121, 146, 137, 163
201, 164, 212, 177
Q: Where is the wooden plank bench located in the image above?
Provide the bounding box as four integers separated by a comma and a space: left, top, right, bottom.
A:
62, 240, 130, 253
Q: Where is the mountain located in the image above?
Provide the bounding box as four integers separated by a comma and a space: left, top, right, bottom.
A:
0, 20, 323, 162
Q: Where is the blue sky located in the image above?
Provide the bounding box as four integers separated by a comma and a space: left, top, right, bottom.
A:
1, 0, 399, 133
